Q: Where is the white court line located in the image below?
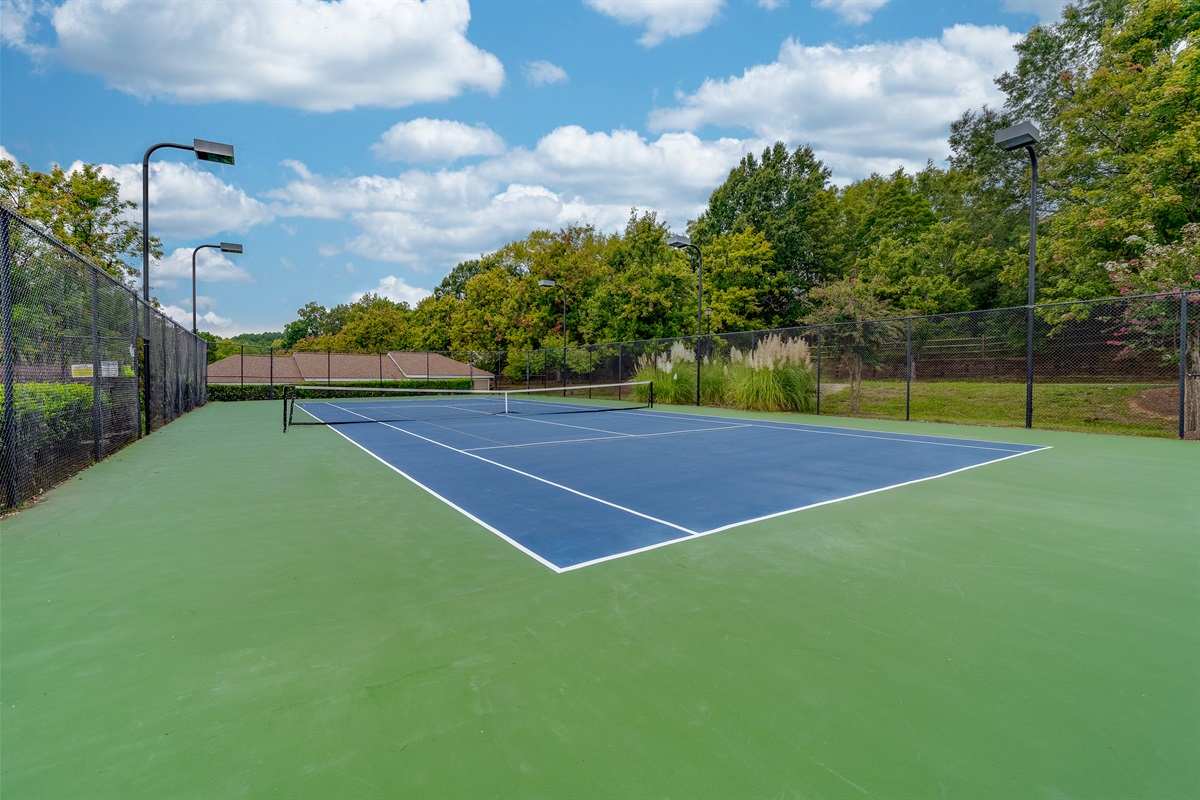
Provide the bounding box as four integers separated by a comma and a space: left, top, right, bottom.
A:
556, 445, 1049, 572
621, 407, 1047, 454
302, 403, 1051, 572
322, 425, 566, 573
462, 423, 752, 452
375, 421, 699, 537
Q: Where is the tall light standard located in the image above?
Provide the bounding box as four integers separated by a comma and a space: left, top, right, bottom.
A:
191, 242, 243, 333
142, 139, 235, 305
995, 121, 1040, 429
667, 234, 703, 406
538, 280, 568, 386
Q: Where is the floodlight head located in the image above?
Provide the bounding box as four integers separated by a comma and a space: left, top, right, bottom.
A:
994, 121, 1040, 152
538, 279, 557, 287
219, 242, 243, 254
194, 138, 235, 165
666, 234, 692, 249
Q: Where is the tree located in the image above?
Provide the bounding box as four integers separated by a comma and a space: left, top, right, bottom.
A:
691, 142, 839, 325
0, 159, 159, 284
582, 211, 694, 343
802, 278, 902, 413
1041, 0, 1199, 299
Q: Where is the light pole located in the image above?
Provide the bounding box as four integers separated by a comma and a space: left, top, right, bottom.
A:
191, 242, 243, 334
667, 234, 703, 405
538, 279, 568, 386
995, 121, 1040, 429
142, 139, 235, 306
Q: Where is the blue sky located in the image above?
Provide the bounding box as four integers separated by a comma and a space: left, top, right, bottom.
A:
1, 0, 1065, 336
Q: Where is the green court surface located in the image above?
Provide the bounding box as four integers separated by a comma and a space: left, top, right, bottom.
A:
2, 401, 1197, 799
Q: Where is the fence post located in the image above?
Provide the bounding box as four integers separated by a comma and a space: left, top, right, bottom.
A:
240, 345, 244, 387
1, 211, 17, 507
143, 335, 151, 434
816, 326, 822, 416
91, 267, 102, 461
132, 295, 141, 438
1026, 305, 1034, 429
525, 350, 530, 390
269, 346, 275, 400
905, 317, 912, 422
1180, 291, 1188, 440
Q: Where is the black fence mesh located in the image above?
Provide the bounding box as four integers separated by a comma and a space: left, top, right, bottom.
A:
209, 296, 1198, 441
1, 205, 208, 509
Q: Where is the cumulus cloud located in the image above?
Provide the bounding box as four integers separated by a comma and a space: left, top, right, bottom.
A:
353, 275, 433, 307
153, 246, 253, 287
584, 0, 724, 47
813, 0, 889, 25
372, 119, 507, 163
45, 0, 503, 111
92, 160, 274, 239
524, 60, 569, 87
267, 128, 758, 271
0, 0, 39, 49
649, 24, 1021, 180
0, 144, 17, 165
159, 302, 233, 331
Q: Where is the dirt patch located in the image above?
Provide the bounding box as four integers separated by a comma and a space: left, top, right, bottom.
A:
1130, 386, 1180, 419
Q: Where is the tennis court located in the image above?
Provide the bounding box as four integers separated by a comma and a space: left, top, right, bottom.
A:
2, 399, 1197, 798
285, 383, 1048, 570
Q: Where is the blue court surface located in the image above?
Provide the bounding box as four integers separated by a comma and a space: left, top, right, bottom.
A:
303, 406, 1050, 572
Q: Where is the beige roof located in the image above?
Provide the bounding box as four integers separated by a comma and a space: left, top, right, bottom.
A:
206, 355, 303, 382
207, 351, 492, 384
388, 351, 493, 380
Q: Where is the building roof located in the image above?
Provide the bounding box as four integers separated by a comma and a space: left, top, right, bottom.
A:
207, 351, 492, 384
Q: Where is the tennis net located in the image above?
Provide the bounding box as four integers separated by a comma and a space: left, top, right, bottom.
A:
283, 381, 653, 430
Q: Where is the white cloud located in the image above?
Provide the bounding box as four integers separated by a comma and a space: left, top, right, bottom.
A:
585, 0, 724, 47
154, 246, 253, 286
353, 276, 432, 307
813, 0, 889, 25
159, 302, 232, 332
524, 60, 569, 87
371, 119, 507, 163
758, 0, 788, 9
1002, 0, 1069, 23
46, 0, 503, 111
649, 24, 1021, 181
0, 0, 38, 49
93, 160, 274, 238
266, 127, 758, 272
0, 144, 17, 165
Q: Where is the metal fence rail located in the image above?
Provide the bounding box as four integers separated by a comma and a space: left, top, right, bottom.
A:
1, 204, 208, 510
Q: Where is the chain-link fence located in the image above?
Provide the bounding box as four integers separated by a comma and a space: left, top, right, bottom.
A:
207, 292, 1198, 440
1, 205, 208, 510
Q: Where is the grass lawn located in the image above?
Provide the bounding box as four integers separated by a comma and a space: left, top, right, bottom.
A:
816, 380, 1180, 437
